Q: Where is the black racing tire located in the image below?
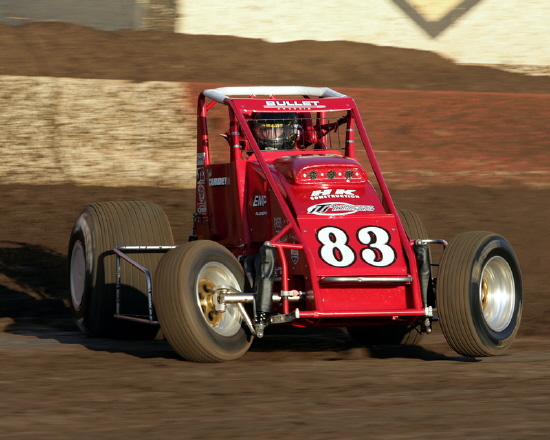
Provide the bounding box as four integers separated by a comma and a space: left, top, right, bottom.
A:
437, 231, 522, 357
347, 209, 428, 346
398, 208, 429, 241
153, 240, 253, 362
68, 201, 174, 338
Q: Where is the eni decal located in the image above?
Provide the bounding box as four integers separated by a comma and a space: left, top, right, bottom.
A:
253, 195, 267, 207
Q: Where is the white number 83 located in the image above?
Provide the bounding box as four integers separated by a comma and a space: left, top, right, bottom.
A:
316, 225, 396, 268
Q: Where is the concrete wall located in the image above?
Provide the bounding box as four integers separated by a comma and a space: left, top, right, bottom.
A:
177, 0, 550, 73
2, 0, 547, 70
2, 77, 548, 189
0, 76, 195, 188
0, 0, 176, 31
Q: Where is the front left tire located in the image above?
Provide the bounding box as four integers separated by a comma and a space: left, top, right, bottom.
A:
153, 240, 253, 362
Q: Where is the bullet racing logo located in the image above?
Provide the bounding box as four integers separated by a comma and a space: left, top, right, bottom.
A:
307, 203, 375, 216
263, 100, 326, 110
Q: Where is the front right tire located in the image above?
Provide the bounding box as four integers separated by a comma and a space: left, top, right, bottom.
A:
437, 231, 522, 357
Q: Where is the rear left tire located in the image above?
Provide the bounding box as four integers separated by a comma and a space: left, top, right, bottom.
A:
68, 201, 174, 338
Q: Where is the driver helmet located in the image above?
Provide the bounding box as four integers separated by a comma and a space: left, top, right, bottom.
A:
251, 112, 299, 150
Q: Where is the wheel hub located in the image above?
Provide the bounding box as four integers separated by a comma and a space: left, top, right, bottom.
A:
198, 278, 223, 327
479, 256, 515, 332
70, 240, 86, 310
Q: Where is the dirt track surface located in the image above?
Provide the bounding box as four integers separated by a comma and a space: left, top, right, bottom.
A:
1, 23, 550, 439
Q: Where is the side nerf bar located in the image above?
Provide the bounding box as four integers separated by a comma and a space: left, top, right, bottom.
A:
113, 245, 178, 324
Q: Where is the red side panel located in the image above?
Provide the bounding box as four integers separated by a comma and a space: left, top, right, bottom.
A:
196, 162, 244, 246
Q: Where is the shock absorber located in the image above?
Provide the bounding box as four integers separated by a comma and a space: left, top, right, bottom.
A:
254, 243, 276, 337
414, 240, 434, 332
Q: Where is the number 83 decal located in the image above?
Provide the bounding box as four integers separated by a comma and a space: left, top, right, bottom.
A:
316, 225, 397, 268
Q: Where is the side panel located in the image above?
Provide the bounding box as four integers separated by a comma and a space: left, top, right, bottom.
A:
245, 164, 272, 243
196, 162, 244, 246
245, 162, 291, 246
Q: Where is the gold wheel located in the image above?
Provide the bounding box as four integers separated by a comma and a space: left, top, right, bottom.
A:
193, 261, 242, 337
198, 278, 223, 327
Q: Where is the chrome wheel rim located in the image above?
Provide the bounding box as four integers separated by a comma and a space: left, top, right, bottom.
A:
195, 262, 241, 336
479, 256, 515, 332
70, 241, 86, 310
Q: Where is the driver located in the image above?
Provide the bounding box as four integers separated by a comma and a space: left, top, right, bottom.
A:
251, 112, 299, 150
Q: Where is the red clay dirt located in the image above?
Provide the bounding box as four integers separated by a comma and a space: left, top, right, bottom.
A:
1, 23, 549, 439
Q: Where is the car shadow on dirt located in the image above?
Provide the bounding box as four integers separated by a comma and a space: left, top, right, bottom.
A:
0, 241, 68, 320
250, 327, 479, 363
0, 241, 477, 363
4, 315, 479, 363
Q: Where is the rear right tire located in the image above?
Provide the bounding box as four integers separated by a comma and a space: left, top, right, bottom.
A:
347, 209, 428, 346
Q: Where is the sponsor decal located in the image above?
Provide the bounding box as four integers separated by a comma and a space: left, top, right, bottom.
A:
255, 211, 268, 216
197, 168, 205, 184
197, 202, 207, 214
253, 195, 267, 207
307, 202, 375, 216
209, 177, 229, 186
273, 217, 283, 229
290, 249, 299, 264
197, 153, 205, 166
263, 100, 326, 110
310, 189, 359, 200
197, 184, 205, 203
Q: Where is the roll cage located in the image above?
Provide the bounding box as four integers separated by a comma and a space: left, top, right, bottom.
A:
195, 86, 426, 323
